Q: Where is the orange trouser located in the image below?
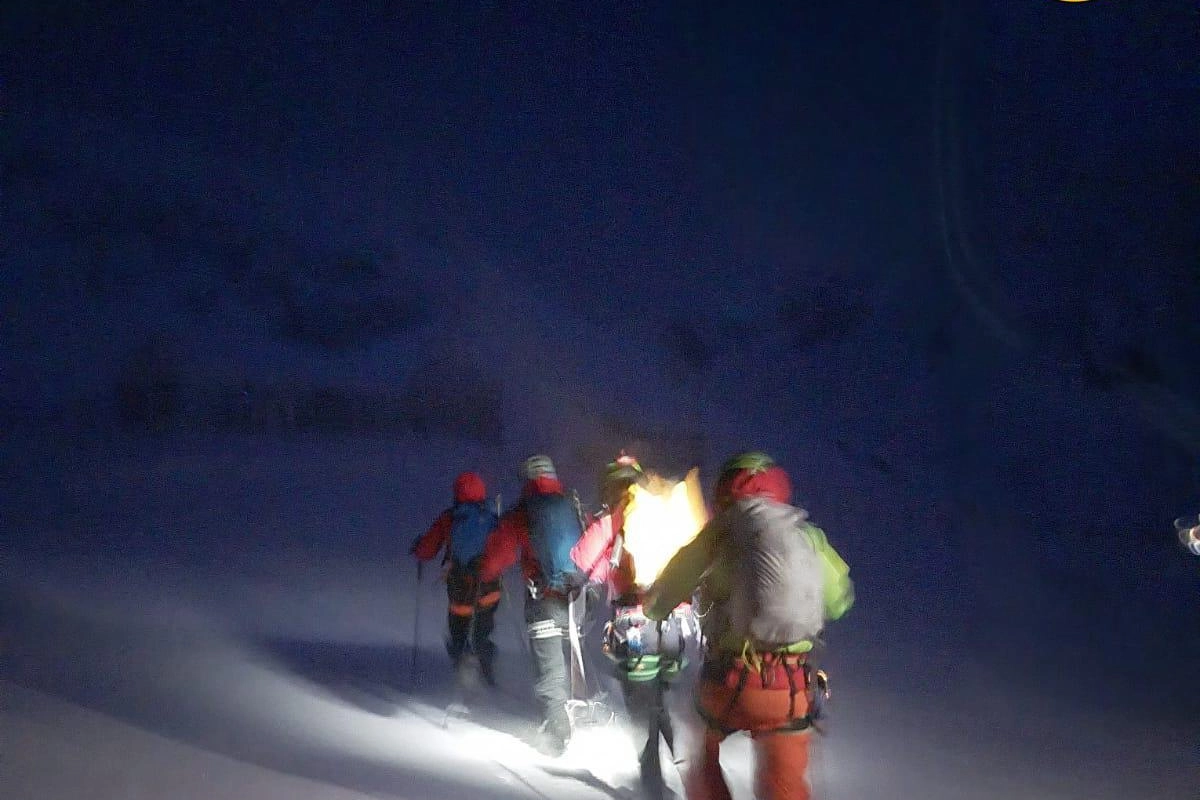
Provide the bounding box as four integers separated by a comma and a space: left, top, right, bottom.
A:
687, 661, 812, 800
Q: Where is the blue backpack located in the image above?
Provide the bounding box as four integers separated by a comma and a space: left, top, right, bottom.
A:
449, 502, 498, 568
525, 492, 584, 591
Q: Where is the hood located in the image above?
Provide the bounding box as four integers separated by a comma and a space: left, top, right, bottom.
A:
453, 471, 487, 504
722, 465, 792, 507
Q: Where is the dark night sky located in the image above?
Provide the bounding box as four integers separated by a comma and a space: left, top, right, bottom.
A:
3, 1, 1198, 616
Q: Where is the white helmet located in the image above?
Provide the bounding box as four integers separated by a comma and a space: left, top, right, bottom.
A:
522, 454, 557, 481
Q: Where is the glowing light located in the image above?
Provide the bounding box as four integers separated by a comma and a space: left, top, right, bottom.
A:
622, 468, 708, 586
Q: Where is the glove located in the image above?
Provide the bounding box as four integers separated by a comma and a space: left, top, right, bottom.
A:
1175, 516, 1200, 557
810, 669, 830, 721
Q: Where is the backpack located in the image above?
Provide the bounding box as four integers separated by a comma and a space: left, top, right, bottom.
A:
723, 497, 826, 649
449, 502, 497, 569
525, 492, 585, 591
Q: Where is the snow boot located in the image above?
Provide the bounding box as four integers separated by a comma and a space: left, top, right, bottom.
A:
533, 710, 571, 757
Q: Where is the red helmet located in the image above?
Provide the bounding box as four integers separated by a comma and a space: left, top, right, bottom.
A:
713, 451, 791, 509
453, 471, 487, 504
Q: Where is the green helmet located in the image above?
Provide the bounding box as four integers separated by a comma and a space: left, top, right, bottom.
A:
600, 451, 643, 507
714, 451, 775, 509
718, 451, 775, 480
604, 452, 644, 483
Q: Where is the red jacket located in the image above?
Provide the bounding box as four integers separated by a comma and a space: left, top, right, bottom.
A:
412, 471, 488, 562
478, 475, 564, 583
412, 510, 453, 562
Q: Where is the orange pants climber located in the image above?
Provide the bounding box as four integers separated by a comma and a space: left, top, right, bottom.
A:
687, 655, 814, 800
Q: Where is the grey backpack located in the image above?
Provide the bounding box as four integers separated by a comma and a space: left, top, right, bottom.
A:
723, 497, 826, 649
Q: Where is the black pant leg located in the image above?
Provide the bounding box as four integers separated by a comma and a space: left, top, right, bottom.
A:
446, 611, 469, 664
471, 602, 498, 681
622, 674, 669, 799
525, 594, 571, 739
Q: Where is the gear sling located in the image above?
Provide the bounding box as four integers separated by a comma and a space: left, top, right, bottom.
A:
696, 650, 828, 737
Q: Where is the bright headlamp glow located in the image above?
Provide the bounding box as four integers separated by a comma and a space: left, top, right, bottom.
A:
622, 468, 708, 586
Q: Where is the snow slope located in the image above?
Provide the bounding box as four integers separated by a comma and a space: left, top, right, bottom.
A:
2, 681, 380, 800
2, 430, 1196, 800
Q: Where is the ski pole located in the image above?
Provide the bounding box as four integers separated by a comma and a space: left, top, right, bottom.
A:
410, 560, 423, 689
568, 587, 588, 701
